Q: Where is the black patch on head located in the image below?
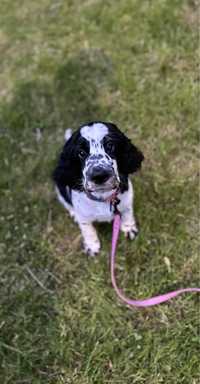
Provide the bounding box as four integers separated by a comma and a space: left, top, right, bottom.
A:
103, 122, 144, 175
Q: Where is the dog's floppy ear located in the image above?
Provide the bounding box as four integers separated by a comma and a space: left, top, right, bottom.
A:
106, 123, 144, 175
53, 131, 82, 190
118, 136, 144, 174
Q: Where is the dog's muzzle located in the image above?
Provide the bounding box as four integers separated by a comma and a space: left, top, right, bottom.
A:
89, 165, 113, 184
84, 156, 119, 194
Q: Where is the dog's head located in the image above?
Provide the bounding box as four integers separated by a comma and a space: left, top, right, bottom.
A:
53, 122, 144, 200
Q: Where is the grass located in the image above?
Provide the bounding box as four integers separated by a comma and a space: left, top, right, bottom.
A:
0, 0, 199, 383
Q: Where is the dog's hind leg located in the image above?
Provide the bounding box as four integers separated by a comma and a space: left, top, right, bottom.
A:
55, 186, 76, 221
64, 128, 72, 142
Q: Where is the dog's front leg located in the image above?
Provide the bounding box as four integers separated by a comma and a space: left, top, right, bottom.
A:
78, 221, 100, 256
120, 207, 138, 240
120, 180, 139, 240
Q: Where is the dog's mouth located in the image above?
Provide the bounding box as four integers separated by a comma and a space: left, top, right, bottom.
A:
86, 185, 117, 193
85, 177, 119, 191
84, 179, 119, 201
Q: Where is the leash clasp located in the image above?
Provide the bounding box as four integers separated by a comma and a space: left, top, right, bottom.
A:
110, 195, 120, 214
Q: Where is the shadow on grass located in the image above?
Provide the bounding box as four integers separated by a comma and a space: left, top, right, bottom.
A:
0, 49, 116, 383
54, 48, 113, 127
0, 48, 113, 139
0, 49, 114, 186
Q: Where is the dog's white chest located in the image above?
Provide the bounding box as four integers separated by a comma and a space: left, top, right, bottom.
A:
72, 191, 114, 222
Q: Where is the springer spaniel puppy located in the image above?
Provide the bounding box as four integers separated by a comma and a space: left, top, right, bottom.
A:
53, 121, 144, 256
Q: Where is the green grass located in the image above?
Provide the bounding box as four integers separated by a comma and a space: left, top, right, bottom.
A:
0, 0, 199, 383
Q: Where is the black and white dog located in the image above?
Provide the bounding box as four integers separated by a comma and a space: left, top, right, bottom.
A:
53, 121, 144, 256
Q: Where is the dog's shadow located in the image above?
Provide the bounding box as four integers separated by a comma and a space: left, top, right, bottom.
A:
0, 48, 116, 182
0, 48, 119, 377
54, 48, 114, 128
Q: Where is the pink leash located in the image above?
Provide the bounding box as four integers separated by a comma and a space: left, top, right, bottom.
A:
111, 213, 200, 307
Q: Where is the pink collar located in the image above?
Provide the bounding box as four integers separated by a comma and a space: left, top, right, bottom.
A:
111, 213, 200, 307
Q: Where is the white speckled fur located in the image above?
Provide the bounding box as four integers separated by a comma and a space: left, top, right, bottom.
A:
81, 123, 108, 154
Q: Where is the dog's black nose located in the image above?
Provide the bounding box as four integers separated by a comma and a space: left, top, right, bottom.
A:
90, 167, 111, 184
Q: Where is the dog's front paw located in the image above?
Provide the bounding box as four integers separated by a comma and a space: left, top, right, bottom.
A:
83, 240, 101, 257
121, 222, 139, 240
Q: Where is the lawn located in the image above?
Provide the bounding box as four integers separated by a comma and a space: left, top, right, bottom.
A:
0, 0, 199, 383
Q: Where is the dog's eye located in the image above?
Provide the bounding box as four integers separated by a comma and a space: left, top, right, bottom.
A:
78, 149, 87, 159
105, 142, 115, 154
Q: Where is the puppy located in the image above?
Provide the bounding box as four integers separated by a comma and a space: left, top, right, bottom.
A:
53, 121, 144, 256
